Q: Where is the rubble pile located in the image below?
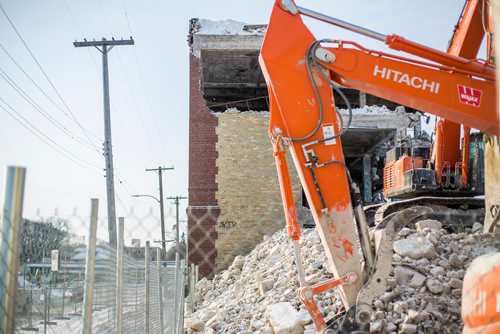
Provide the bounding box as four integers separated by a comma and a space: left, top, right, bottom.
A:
369, 220, 499, 334
185, 219, 499, 334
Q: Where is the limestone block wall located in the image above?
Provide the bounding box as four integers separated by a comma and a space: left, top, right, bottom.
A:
484, 134, 500, 233
214, 111, 301, 270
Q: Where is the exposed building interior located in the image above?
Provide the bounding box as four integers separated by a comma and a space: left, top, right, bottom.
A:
189, 18, 424, 205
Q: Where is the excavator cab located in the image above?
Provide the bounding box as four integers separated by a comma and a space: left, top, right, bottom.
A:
384, 0, 492, 200
384, 139, 436, 198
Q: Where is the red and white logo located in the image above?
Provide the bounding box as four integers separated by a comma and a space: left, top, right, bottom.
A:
457, 85, 482, 108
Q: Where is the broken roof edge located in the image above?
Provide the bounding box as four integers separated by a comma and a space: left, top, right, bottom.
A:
210, 105, 420, 130
190, 18, 266, 36
188, 18, 266, 57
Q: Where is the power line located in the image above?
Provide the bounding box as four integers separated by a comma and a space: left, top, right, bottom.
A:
121, 0, 173, 164
98, 0, 115, 36
114, 49, 163, 163
0, 2, 102, 154
131, 49, 173, 164
119, 1, 183, 196
62, 0, 102, 75
97, 0, 163, 166
0, 43, 102, 142
63, 0, 153, 215
0, 65, 96, 150
62, 0, 146, 166
0, 98, 102, 175
111, 104, 148, 163
121, 0, 134, 36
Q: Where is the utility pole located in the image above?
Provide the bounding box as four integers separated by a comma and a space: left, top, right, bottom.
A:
74, 37, 134, 246
167, 196, 187, 249
146, 166, 174, 258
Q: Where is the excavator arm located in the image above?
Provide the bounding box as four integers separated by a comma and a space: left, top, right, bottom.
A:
312, 40, 495, 133
259, 0, 497, 332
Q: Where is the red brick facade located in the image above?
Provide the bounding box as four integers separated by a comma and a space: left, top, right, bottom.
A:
187, 54, 219, 278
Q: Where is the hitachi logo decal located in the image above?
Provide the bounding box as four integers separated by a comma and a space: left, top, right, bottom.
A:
373, 65, 440, 94
457, 85, 482, 107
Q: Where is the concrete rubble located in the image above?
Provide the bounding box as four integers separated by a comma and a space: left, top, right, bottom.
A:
184, 219, 499, 334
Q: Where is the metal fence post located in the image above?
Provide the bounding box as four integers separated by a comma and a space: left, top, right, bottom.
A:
157, 248, 164, 334
144, 241, 150, 334
173, 252, 179, 334
0, 166, 26, 333
134, 262, 139, 333
176, 260, 186, 334
195, 265, 199, 289
116, 217, 124, 333
188, 263, 194, 313
82, 198, 99, 334
56, 254, 70, 321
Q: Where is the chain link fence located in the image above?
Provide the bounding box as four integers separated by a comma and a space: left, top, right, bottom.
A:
0, 166, 195, 334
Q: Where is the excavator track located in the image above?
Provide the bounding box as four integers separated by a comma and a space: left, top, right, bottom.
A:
365, 196, 485, 228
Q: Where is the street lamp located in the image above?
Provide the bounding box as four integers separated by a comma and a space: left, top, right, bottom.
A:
131, 194, 166, 259
131, 194, 160, 203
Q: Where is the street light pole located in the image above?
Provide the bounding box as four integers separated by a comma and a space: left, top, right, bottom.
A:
166, 196, 187, 250
131, 194, 165, 256
145, 167, 173, 259
158, 170, 166, 259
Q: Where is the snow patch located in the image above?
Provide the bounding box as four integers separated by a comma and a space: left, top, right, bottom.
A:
194, 19, 266, 36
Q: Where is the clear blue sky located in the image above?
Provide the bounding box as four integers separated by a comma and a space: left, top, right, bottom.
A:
0, 0, 464, 241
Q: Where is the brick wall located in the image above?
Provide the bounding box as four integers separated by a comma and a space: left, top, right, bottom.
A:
187, 54, 219, 278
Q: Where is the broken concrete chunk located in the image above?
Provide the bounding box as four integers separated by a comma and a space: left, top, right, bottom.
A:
430, 266, 445, 277
398, 227, 412, 237
259, 278, 275, 296
426, 278, 443, 294
251, 319, 264, 330
268, 244, 281, 257
449, 253, 463, 268
426, 232, 439, 245
266, 302, 303, 334
233, 255, 245, 269
471, 222, 483, 233
185, 317, 204, 331
393, 301, 408, 314
196, 277, 210, 292
200, 310, 216, 322
379, 291, 397, 303
373, 299, 384, 309
394, 237, 436, 259
448, 278, 462, 289
370, 319, 384, 332
221, 270, 232, 280
407, 309, 426, 322
394, 266, 426, 288
415, 219, 442, 231
400, 323, 418, 333
386, 322, 397, 332
296, 309, 312, 326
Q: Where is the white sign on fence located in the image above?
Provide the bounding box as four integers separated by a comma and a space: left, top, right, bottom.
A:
51, 250, 59, 272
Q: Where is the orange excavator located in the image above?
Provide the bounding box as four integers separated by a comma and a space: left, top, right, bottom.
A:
384, 0, 495, 199
259, 0, 498, 332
